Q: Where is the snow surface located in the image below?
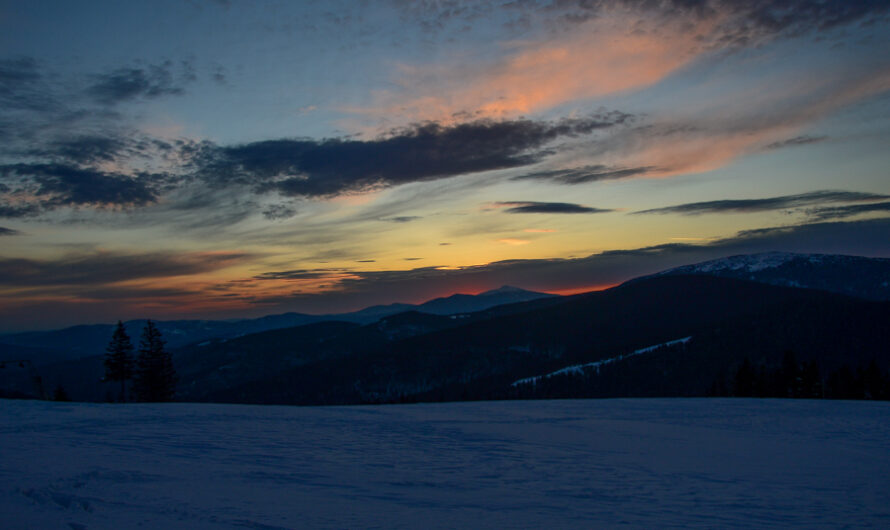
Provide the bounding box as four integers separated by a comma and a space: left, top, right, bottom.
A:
2, 398, 890, 529
512, 336, 692, 387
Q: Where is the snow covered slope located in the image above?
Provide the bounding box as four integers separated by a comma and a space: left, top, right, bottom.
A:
512, 336, 692, 387
3, 398, 890, 529
655, 251, 890, 300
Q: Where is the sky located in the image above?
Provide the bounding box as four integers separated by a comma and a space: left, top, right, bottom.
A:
1, 0, 889, 332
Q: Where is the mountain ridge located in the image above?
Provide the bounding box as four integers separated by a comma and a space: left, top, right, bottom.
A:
0, 285, 556, 363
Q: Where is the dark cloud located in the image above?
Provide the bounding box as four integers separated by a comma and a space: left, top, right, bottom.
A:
0, 204, 40, 218
634, 190, 890, 216
196, 113, 632, 197
87, 61, 190, 105
0, 226, 21, 236
495, 201, 612, 214
764, 135, 829, 151
725, 0, 890, 38
382, 216, 422, 223
28, 135, 131, 165
552, 1, 890, 44
253, 268, 351, 281
0, 250, 251, 287
211, 64, 227, 84
399, 1, 890, 49
806, 201, 890, 221
513, 164, 654, 184
262, 204, 297, 220
0, 163, 163, 215
0, 60, 200, 219
0, 57, 60, 114
0, 57, 40, 88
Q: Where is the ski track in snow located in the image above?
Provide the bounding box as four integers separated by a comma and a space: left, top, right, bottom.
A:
512, 336, 692, 387
2, 398, 890, 529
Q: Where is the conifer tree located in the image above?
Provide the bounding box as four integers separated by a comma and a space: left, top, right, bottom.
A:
104, 320, 135, 402
133, 320, 177, 402
732, 358, 755, 397
53, 384, 70, 402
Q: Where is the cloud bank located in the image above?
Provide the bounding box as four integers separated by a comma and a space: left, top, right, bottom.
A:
194, 114, 631, 197
494, 201, 612, 214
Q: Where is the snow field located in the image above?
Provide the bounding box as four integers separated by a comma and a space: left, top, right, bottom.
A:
2, 398, 889, 529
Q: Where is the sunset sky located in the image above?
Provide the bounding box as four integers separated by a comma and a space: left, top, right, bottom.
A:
1, 0, 889, 331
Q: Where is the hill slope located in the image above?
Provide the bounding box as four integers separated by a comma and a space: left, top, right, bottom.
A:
204, 275, 890, 405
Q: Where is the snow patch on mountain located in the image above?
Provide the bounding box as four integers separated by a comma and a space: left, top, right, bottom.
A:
662, 251, 816, 274
650, 251, 890, 301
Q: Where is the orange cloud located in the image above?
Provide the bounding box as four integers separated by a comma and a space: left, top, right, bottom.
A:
556, 65, 890, 179
349, 9, 718, 125
498, 238, 531, 246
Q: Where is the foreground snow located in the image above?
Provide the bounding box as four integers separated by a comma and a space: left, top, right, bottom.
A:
2, 399, 889, 529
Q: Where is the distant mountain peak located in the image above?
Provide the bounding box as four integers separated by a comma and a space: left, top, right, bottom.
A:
480, 285, 532, 296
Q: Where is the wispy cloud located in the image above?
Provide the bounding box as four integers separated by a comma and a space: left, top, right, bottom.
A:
361, 1, 890, 125
805, 201, 890, 221
354, 8, 709, 124
764, 135, 829, 151
86, 60, 194, 105
579, 64, 890, 178
0, 56, 52, 113
0, 163, 166, 216
261, 203, 297, 220
0, 226, 21, 236
512, 164, 653, 185
634, 190, 889, 216
0, 250, 250, 287
252, 268, 353, 281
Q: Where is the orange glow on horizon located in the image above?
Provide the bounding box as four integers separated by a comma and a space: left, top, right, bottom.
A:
543, 283, 619, 296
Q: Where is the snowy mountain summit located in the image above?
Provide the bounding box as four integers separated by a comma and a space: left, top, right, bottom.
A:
663, 251, 825, 273
657, 251, 890, 300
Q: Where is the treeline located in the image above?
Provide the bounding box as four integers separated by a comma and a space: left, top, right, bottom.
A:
102, 320, 177, 402
712, 351, 890, 400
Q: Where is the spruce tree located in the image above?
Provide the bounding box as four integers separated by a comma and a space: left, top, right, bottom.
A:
133, 320, 177, 402
53, 384, 70, 402
104, 320, 135, 402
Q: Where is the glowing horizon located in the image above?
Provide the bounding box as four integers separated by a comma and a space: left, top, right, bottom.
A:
1, 1, 889, 332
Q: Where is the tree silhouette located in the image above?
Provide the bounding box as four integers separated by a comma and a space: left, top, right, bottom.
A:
133, 320, 177, 402
104, 321, 135, 402
53, 384, 70, 402
732, 358, 755, 397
